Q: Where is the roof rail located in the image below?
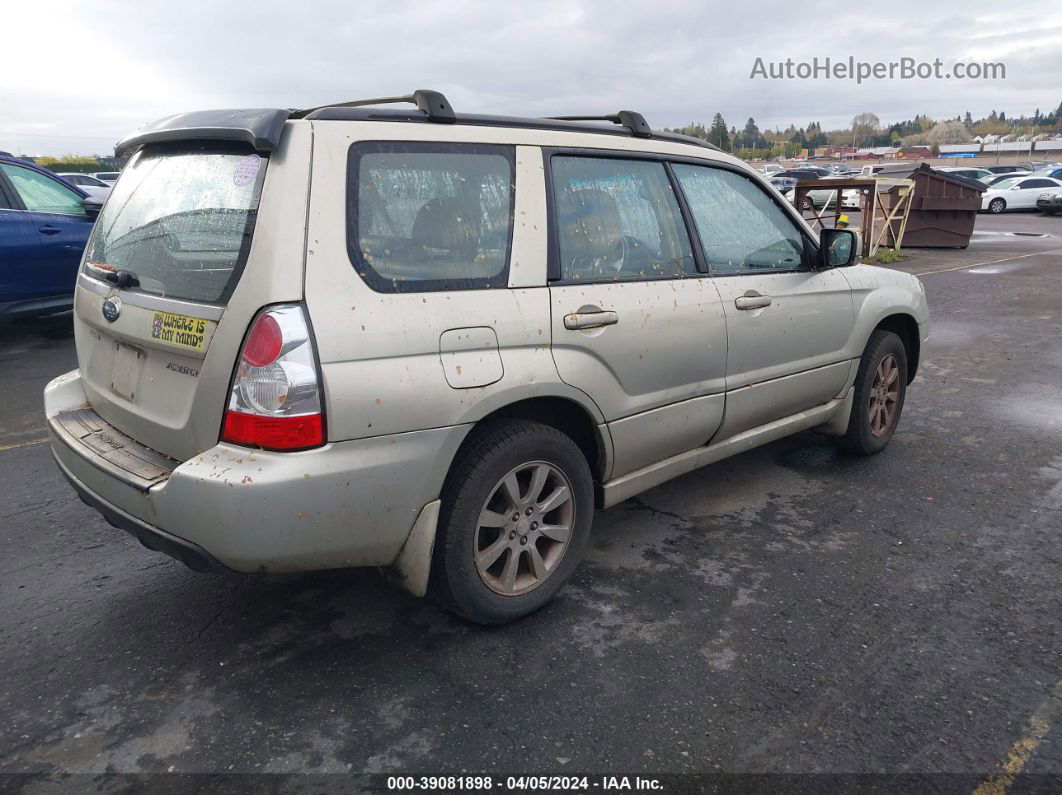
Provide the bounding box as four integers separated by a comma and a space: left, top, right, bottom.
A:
548, 111, 653, 139
293, 89, 455, 123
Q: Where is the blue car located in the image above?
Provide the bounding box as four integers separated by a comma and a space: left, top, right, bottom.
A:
0, 154, 98, 320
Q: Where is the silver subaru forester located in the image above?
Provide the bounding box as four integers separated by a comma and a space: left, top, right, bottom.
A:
45, 90, 929, 624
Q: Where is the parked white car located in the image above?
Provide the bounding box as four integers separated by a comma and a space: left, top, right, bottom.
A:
983, 171, 1030, 187
57, 173, 111, 200
981, 176, 1062, 213
841, 189, 863, 209
93, 171, 121, 184
45, 90, 930, 624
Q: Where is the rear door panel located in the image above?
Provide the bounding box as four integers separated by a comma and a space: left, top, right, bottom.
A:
28, 210, 92, 298
549, 279, 727, 477
545, 153, 729, 478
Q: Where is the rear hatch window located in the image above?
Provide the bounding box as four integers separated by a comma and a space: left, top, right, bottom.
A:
83, 143, 266, 304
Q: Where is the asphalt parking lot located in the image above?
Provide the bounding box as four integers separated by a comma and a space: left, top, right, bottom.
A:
1, 212, 1060, 789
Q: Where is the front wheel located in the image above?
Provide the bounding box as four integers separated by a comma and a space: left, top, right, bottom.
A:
988, 198, 1006, 214
430, 420, 594, 624
836, 330, 908, 455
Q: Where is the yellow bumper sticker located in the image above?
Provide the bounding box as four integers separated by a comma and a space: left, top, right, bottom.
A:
150, 311, 207, 351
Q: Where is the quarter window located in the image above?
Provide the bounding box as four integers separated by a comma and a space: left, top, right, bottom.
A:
348, 143, 515, 293
550, 156, 695, 282
672, 164, 806, 273
0, 164, 85, 216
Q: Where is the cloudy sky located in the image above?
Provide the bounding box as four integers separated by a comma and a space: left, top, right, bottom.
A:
4, 0, 1061, 156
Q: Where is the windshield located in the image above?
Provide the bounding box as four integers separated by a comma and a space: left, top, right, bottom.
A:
83, 144, 266, 304
993, 178, 1021, 190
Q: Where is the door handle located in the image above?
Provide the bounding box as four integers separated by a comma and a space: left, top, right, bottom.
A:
564, 309, 619, 330
39, 225, 61, 235
734, 292, 772, 310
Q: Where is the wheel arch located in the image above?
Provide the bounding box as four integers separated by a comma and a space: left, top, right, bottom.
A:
873, 313, 920, 383
451, 395, 611, 500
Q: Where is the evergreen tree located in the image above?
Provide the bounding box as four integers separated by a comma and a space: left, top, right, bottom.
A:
707, 113, 731, 151
740, 117, 766, 150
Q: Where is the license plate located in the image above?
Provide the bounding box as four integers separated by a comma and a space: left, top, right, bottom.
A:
150, 311, 208, 351
109, 342, 143, 401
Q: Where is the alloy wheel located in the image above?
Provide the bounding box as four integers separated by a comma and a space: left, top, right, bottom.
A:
474, 461, 575, 596
868, 353, 900, 437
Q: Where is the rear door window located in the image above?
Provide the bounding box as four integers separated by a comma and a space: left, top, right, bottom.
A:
549, 156, 695, 282
347, 142, 515, 292
82, 143, 266, 305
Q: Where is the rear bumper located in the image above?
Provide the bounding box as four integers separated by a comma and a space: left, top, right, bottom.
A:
46, 369, 469, 573
52, 450, 228, 573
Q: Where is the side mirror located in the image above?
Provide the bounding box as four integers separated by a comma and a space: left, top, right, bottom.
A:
82, 196, 104, 219
820, 228, 858, 267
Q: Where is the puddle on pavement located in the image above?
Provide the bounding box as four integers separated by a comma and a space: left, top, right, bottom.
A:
991, 395, 1062, 435
971, 231, 1051, 239
968, 261, 1037, 274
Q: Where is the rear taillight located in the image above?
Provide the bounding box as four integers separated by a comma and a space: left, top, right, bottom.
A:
221, 305, 325, 451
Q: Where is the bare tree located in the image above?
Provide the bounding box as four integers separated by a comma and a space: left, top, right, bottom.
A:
851, 112, 881, 146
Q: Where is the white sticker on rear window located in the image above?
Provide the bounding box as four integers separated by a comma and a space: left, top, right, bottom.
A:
232, 154, 261, 187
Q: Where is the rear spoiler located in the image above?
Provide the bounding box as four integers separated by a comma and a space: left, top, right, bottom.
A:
115, 108, 291, 159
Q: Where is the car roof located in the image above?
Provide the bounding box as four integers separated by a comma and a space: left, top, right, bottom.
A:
115, 89, 723, 159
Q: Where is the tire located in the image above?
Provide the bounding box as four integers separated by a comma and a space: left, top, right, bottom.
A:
430, 420, 594, 624
836, 330, 908, 455
801, 196, 813, 210
988, 198, 1006, 214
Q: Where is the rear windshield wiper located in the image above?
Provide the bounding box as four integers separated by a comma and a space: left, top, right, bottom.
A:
103, 269, 141, 290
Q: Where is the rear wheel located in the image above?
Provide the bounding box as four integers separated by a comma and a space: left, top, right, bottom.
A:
988, 198, 1006, 214
430, 420, 594, 624
836, 330, 908, 455
801, 195, 814, 210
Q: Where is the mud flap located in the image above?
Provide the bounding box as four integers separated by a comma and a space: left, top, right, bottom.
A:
390, 500, 441, 597
813, 386, 855, 437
